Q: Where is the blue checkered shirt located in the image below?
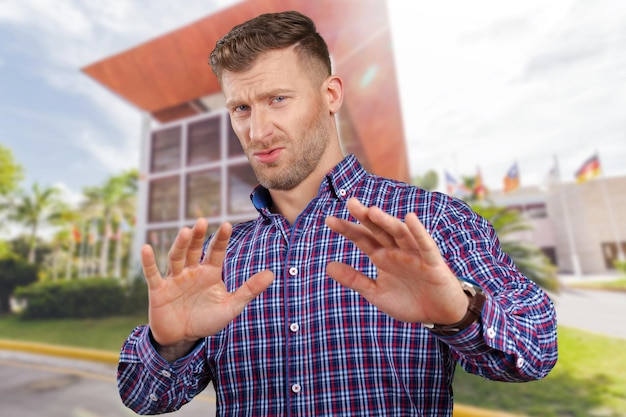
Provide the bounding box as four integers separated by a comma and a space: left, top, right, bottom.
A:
118, 155, 558, 416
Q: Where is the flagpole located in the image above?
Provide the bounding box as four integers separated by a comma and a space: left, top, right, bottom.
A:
596, 151, 625, 262
553, 155, 582, 277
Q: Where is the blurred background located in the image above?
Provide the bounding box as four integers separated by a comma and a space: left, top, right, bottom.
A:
1, 1, 625, 416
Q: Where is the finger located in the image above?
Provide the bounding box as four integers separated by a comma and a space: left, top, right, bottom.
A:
325, 215, 380, 255
346, 198, 397, 248
141, 244, 162, 290
185, 218, 209, 268
168, 227, 192, 276
326, 261, 376, 300
367, 205, 419, 252
202, 222, 232, 268
229, 270, 275, 312
405, 212, 441, 266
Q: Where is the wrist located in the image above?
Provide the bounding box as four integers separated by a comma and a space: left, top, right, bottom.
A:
424, 280, 486, 336
149, 329, 199, 362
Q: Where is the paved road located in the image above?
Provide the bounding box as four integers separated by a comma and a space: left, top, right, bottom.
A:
0, 351, 216, 417
552, 286, 626, 339
0, 287, 623, 416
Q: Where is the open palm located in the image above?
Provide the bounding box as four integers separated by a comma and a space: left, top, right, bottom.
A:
142, 219, 275, 348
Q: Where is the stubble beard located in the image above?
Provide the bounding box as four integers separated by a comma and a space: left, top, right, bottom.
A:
248, 112, 331, 191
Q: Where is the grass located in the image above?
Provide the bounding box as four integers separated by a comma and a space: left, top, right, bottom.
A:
1, 315, 625, 416
0, 313, 147, 351
453, 326, 626, 417
567, 278, 626, 292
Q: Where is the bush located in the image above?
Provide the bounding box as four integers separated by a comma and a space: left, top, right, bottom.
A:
615, 260, 626, 277
0, 255, 39, 314
121, 276, 149, 315
15, 278, 127, 319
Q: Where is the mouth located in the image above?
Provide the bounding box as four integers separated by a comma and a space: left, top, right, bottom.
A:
253, 148, 284, 164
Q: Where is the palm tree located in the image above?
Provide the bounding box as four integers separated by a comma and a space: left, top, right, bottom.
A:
81, 170, 137, 277
9, 183, 65, 264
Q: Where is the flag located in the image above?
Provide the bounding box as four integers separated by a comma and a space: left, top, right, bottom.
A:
444, 171, 471, 198
88, 221, 99, 244
474, 167, 487, 200
575, 153, 601, 183
503, 162, 520, 193
72, 224, 82, 243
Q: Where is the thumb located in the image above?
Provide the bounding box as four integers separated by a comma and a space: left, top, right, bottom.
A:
231, 269, 275, 308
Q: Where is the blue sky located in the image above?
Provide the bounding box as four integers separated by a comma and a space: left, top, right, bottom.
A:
1, 0, 625, 205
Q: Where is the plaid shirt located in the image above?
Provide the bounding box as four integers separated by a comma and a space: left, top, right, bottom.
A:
118, 155, 557, 416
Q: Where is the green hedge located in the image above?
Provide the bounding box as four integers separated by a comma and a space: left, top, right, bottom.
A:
14, 278, 147, 319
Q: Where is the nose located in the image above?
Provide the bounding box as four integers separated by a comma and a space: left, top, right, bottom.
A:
249, 108, 273, 143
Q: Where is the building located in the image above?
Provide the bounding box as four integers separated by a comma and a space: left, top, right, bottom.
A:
82, 0, 408, 273
490, 176, 626, 275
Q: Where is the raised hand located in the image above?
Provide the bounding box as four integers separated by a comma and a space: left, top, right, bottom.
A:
141, 219, 275, 360
325, 198, 467, 325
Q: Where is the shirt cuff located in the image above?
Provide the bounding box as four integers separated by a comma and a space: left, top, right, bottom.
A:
432, 295, 503, 356
136, 325, 206, 379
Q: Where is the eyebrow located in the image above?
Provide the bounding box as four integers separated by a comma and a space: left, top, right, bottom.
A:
225, 88, 296, 109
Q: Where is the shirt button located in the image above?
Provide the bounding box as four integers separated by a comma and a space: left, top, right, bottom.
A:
289, 323, 300, 333
291, 383, 302, 394
487, 327, 496, 339
339, 188, 347, 197
160, 370, 171, 378
288, 267, 298, 276
149, 393, 158, 402
516, 358, 524, 368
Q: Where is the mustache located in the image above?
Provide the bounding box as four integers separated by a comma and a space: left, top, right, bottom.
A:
246, 139, 288, 154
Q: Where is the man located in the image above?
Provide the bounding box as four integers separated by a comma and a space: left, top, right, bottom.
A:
118, 11, 557, 416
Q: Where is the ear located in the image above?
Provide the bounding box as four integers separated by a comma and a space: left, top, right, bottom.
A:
324, 75, 344, 115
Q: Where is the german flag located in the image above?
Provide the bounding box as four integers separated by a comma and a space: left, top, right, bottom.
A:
575, 154, 601, 183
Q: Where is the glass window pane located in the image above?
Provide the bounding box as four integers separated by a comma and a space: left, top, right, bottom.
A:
148, 176, 180, 222
151, 127, 181, 172
188, 117, 221, 166
228, 163, 258, 214
186, 169, 221, 219
227, 121, 244, 157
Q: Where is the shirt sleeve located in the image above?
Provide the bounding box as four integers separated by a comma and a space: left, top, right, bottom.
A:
117, 325, 211, 414
429, 194, 558, 382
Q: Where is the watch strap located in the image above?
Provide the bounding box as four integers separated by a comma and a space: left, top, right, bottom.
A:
426, 282, 486, 337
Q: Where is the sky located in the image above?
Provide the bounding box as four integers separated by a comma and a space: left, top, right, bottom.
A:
1, 0, 625, 205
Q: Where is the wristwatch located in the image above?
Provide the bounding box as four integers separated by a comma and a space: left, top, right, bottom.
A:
424, 280, 486, 336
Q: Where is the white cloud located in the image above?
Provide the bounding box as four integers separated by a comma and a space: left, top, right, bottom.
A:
389, 0, 626, 189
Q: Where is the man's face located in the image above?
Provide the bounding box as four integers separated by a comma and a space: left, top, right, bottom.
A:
221, 47, 331, 191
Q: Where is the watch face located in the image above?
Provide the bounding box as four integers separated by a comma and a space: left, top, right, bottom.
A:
460, 281, 478, 297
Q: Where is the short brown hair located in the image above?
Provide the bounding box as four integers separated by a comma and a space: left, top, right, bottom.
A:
209, 11, 331, 83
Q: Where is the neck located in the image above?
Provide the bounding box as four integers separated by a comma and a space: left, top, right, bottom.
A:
270, 152, 343, 224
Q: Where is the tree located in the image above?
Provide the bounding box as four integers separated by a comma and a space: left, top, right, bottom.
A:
411, 170, 439, 191
471, 204, 559, 292
0, 145, 24, 234
9, 183, 65, 263
0, 254, 38, 314
81, 170, 137, 277
0, 145, 23, 197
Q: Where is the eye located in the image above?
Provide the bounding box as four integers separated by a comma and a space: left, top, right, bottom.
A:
233, 105, 250, 112
272, 96, 286, 104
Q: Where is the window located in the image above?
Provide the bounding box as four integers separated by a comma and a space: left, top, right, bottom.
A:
151, 126, 181, 172
148, 176, 179, 222
228, 163, 258, 214
227, 122, 244, 157
186, 169, 221, 219
188, 117, 221, 166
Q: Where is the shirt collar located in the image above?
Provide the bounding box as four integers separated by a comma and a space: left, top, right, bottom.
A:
250, 154, 365, 216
